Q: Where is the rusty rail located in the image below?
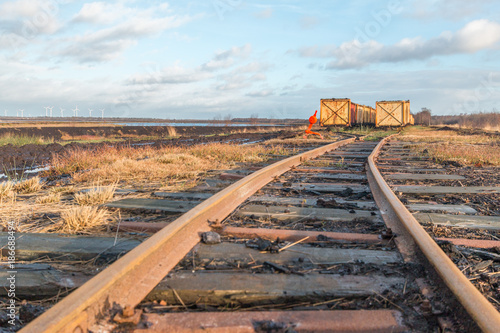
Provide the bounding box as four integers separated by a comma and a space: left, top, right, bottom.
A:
22, 137, 356, 333
367, 135, 500, 333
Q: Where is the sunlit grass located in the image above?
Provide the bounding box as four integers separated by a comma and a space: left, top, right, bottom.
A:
0, 181, 16, 204
74, 185, 116, 206
60, 206, 111, 234
0, 133, 54, 146
400, 126, 500, 166
13, 176, 43, 194
35, 192, 61, 204
42, 143, 280, 187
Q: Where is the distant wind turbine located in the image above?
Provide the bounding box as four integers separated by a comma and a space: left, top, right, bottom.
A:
18, 109, 24, 117
4, 109, 7, 117
43, 106, 50, 117
60, 107, 65, 117
48, 106, 53, 117
72, 105, 79, 117
88, 108, 93, 117
99, 108, 105, 119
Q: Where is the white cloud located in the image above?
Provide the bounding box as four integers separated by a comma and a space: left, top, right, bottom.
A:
254, 8, 272, 19
72, 2, 134, 25
297, 20, 500, 69
56, 14, 195, 63
409, 0, 495, 20
127, 64, 213, 85
0, 0, 43, 17
126, 44, 256, 89
0, 0, 62, 35
201, 44, 252, 71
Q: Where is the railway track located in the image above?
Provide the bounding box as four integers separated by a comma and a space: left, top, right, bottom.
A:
3, 134, 500, 332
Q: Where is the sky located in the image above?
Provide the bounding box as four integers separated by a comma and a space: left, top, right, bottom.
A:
0, 0, 499, 120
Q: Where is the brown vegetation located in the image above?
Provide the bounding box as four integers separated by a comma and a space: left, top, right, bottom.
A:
431, 112, 500, 131
60, 206, 111, 234
401, 127, 500, 166
43, 143, 285, 188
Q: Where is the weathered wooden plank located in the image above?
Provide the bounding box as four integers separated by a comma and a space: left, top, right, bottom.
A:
414, 213, 500, 230
407, 204, 477, 214
153, 192, 213, 200
236, 204, 382, 222
147, 272, 405, 305
267, 183, 371, 193
324, 153, 371, 158
393, 185, 500, 194
195, 242, 401, 265
385, 173, 465, 180
105, 198, 199, 212
141, 310, 407, 333
248, 195, 378, 209
290, 172, 367, 181
378, 157, 430, 161
0, 268, 91, 298
0, 269, 403, 304
338, 147, 375, 151
312, 159, 365, 164
377, 166, 446, 173
221, 226, 385, 244
292, 167, 364, 174
0, 233, 141, 261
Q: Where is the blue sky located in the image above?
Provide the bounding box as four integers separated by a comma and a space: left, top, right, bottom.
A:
1, 0, 499, 119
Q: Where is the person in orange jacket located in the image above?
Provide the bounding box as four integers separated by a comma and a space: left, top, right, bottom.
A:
304, 110, 323, 139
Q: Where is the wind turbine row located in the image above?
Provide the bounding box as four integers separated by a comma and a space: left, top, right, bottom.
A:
1, 106, 106, 118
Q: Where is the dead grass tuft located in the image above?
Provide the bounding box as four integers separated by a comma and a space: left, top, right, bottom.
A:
14, 176, 43, 193
35, 192, 61, 204
49, 185, 75, 194
60, 206, 111, 234
74, 185, 116, 206
0, 181, 16, 203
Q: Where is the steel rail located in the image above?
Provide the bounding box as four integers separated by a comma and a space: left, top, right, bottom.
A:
367, 135, 500, 333
22, 137, 356, 333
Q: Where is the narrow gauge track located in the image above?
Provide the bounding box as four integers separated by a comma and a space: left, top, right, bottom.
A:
376, 139, 500, 310
14, 135, 500, 332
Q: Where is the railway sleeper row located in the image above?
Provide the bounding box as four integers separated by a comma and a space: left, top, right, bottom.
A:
2, 136, 499, 332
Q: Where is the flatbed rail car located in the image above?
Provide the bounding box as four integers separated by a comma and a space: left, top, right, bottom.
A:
375, 100, 411, 127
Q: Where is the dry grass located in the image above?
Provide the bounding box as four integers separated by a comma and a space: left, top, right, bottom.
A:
0, 181, 16, 204
14, 176, 43, 193
74, 185, 116, 206
49, 185, 75, 194
60, 206, 111, 234
35, 192, 61, 204
401, 127, 500, 166
43, 143, 277, 188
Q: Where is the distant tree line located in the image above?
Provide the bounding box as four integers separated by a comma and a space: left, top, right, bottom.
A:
412, 108, 500, 130
414, 108, 432, 125
432, 112, 500, 130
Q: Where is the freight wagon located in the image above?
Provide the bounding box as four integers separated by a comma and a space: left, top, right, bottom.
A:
320, 98, 411, 127
375, 100, 410, 127
320, 98, 352, 126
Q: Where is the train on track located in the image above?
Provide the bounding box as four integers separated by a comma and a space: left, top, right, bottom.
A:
320, 98, 415, 127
